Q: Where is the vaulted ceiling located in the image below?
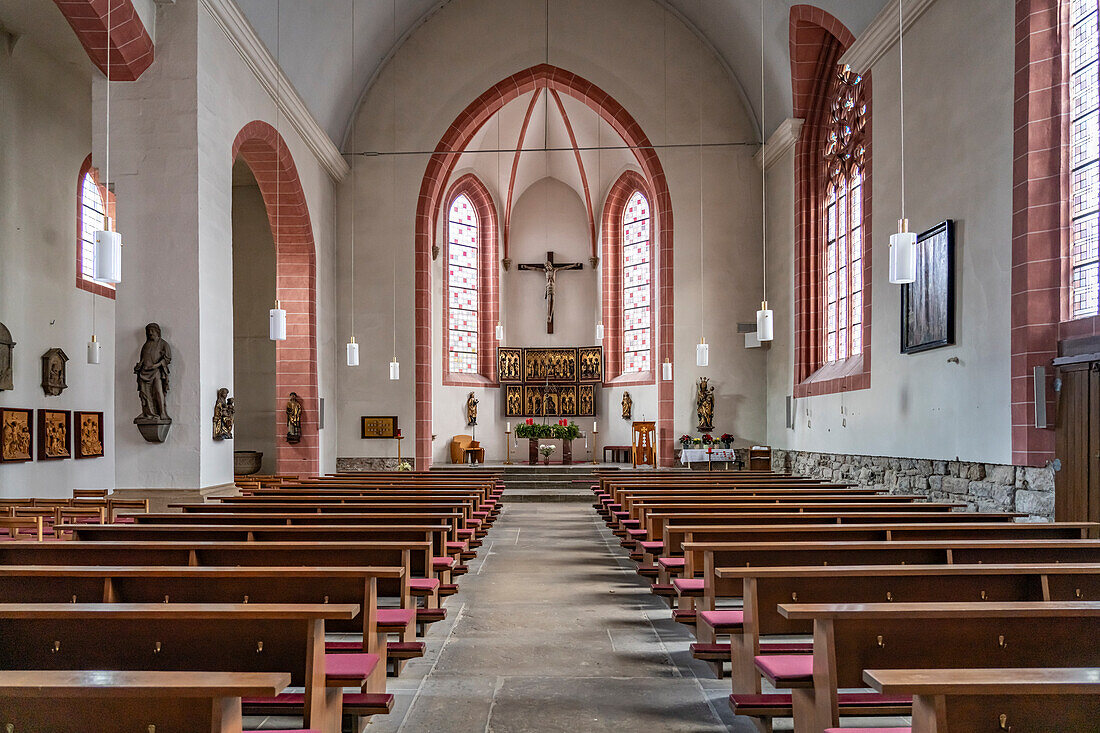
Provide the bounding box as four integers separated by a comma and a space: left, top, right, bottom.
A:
234, 0, 889, 147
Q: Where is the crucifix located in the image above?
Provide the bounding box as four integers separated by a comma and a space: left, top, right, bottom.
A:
517, 251, 584, 334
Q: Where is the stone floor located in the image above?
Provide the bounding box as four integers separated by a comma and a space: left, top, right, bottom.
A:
249, 502, 909, 732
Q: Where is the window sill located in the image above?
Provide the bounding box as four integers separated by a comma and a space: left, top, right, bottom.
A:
442, 373, 496, 388
793, 354, 869, 398
1059, 314, 1100, 343
76, 277, 116, 300
605, 370, 656, 388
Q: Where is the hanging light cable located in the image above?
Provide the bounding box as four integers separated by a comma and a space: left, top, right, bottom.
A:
661, 14, 672, 381
388, 0, 400, 380
87, 294, 100, 364
495, 104, 504, 342
594, 106, 604, 343
695, 52, 708, 367
93, 0, 122, 285
889, 0, 916, 284
269, 0, 288, 341
756, 0, 774, 341
346, 0, 360, 365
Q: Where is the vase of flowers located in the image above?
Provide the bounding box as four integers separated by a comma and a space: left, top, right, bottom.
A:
538, 443, 555, 465
720, 433, 734, 449
679, 434, 692, 449
701, 434, 714, 446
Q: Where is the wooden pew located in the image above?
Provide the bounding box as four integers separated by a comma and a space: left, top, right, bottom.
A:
768, 601, 1100, 733
860, 667, 1100, 733
0, 603, 368, 733
0, 670, 293, 733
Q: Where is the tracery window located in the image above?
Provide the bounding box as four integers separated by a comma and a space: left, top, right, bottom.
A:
76, 161, 116, 298
1070, 0, 1100, 318
622, 190, 652, 373
822, 65, 867, 362
447, 193, 479, 374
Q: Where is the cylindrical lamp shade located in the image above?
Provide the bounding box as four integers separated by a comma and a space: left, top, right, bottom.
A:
662, 358, 673, 381
889, 219, 918, 284
595, 323, 604, 341
346, 339, 359, 366
269, 302, 287, 341
87, 336, 101, 365
389, 359, 400, 380
495, 322, 504, 341
696, 338, 709, 367
756, 302, 774, 342
93, 229, 122, 284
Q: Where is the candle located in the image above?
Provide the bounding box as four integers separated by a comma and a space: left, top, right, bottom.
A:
593, 420, 598, 433
506, 422, 511, 433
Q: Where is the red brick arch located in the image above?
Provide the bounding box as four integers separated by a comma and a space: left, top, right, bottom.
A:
232, 121, 319, 476
415, 64, 674, 467
53, 0, 155, 80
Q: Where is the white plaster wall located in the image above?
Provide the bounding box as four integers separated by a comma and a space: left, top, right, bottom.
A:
0, 33, 116, 497
765, 0, 1015, 465
339, 0, 767, 465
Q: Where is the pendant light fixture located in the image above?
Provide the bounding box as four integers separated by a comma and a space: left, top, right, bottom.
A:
888, 0, 916, 284
660, 15, 672, 383
695, 56, 708, 368
93, 0, 122, 285
388, 0, 400, 381
494, 104, 504, 345
269, 0, 287, 341
594, 110, 604, 344
756, 0, 774, 341
345, 0, 360, 366
87, 295, 100, 364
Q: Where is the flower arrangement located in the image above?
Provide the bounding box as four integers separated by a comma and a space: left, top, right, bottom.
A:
719, 433, 734, 448
537, 443, 556, 464
516, 421, 552, 439
551, 419, 580, 442
679, 434, 692, 448
396, 460, 412, 471
701, 433, 714, 445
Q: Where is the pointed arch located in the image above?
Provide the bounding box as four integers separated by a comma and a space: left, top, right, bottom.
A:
414, 64, 674, 467
231, 120, 319, 476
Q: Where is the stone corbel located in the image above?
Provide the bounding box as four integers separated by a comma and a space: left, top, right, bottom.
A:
589, 256, 599, 269
501, 258, 512, 271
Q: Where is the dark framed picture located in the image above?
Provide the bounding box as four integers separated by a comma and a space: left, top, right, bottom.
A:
37, 409, 71, 461
360, 416, 399, 439
0, 407, 34, 463
522, 348, 577, 383
558, 385, 578, 416
74, 411, 105, 459
901, 219, 955, 354
497, 348, 523, 383
524, 386, 561, 416
578, 346, 603, 382
578, 384, 596, 417
503, 385, 524, 417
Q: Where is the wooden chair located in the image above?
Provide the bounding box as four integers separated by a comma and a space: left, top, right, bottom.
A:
449, 435, 485, 464
53, 507, 106, 538
0, 517, 43, 542
72, 488, 109, 499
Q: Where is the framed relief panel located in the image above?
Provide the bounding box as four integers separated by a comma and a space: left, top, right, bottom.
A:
74, 411, 104, 459
360, 416, 399, 439
37, 409, 71, 461
0, 407, 33, 463
901, 220, 955, 354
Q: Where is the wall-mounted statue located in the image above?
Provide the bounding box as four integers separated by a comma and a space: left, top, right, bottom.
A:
0, 322, 13, 391
40, 348, 68, 396
133, 323, 173, 443
465, 392, 479, 426
213, 387, 235, 440
621, 391, 633, 421
286, 392, 303, 444
696, 377, 715, 432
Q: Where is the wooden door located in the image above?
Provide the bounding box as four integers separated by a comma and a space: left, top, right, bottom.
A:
1055, 361, 1100, 526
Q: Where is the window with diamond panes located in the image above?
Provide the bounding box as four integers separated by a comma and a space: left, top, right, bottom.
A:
1071, 0, 1100, 318
622, 190, 652, 373
448, 194, 479, 373
79, 172, 115, 290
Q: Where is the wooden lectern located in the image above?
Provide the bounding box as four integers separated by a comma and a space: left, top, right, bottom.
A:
631, 421, 656, 468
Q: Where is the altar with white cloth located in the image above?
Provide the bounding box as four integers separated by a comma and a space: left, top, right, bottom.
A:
679, 447, 741, 469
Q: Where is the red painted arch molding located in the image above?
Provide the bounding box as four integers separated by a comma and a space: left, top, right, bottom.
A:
54, 0, 155, 81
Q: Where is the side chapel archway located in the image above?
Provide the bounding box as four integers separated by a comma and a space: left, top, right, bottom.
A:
231, 121, 320, 475
415, 64, 674, 467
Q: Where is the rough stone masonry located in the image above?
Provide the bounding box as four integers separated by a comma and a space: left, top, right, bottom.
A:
771, 450, 1056, 520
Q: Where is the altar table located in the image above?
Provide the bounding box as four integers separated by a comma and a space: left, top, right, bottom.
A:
679, 447, 740, 469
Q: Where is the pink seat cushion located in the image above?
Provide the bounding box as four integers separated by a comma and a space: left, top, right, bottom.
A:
699, 610, 744, 630
473, 511, 488, 518
672, 578, 704, 593
754, 654, 813, 685
252, 730, 320, 732
325, 652, 380, 682
468, 518, 482, 527
456, 528, 474, 537
825, 730, 911, 733
446, 541, 468, 552
432, 556, 455, 568
409, 577, 440, 592
639, 541, 664, 552
377, 608, 415, 626
627, 528, 647, 537
658, 557, 685, 569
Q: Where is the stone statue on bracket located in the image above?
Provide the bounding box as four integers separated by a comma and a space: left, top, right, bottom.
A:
133, 322, 173, 443
0, 322, 13, 391
41, 348, 68, 396
213, 387, 235, 440
465, 392, 479, 427
696, 377, 715, 432
621, 392, 633, 421
286, 392, 303, 444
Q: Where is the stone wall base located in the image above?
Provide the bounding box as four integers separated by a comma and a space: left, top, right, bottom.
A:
336, 457, 406, 472
771, 450, 1055, 520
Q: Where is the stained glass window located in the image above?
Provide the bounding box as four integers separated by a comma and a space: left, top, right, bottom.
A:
622, 191, 652, 374
448, 193, 479, 373
822, 66, 866, 363
1071, 0, 1100, 318
79, 172, 115, 290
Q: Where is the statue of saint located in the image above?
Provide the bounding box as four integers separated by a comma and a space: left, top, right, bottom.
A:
466, 392, 479, 426
286, 392, 303, 444
621, 391, 633, 420
696, 377, 715, 432
134, 323, 172, 421
213, 388, 235, 440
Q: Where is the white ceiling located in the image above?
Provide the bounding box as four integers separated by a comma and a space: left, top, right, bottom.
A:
0, 0, 97, 73
235, 0, 888, 148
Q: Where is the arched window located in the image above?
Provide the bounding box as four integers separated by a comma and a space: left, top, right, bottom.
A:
76, 156, 116, 298
822, 66, 867, 362
622, 191, 652, 373
1069, 0, 1100, 319
443, 175, 499, 383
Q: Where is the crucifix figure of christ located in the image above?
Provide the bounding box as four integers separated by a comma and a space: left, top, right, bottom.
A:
517, 251, 584, 334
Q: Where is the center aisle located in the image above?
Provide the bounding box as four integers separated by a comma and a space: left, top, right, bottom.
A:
364, 502, 751, 732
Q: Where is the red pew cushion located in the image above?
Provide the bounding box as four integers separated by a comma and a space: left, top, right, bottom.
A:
325, 652, 380, 684
699, 610, 744, 630
754, 654, 813, 685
